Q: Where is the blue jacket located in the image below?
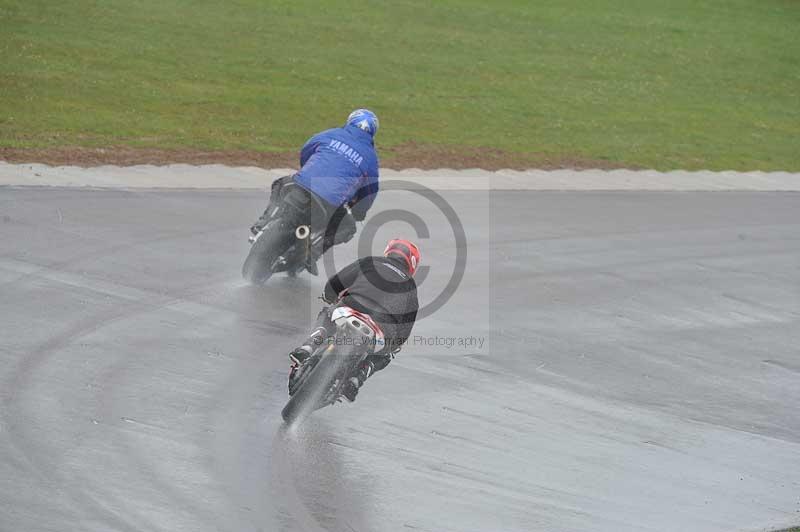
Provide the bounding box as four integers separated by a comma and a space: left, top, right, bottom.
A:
294, 125, 380, 221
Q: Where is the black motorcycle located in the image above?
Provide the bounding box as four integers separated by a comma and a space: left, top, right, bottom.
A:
242, 183, 328, 284
281, 306, 384, 424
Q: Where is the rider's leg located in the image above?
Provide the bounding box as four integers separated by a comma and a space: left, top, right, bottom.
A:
323, 206, 357, 252
340, 321, 401, 402
250, 175, 293, 235
300, 206, 356, 275
289, 307, 334, 364
299, 204, 355, 275
340, 350, 393, 402
287, 306, 337, 394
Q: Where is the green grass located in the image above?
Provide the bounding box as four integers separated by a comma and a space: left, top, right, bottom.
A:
1, 0, 799, 169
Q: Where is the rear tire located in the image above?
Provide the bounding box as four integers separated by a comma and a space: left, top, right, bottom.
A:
242, 225, 287, 284
281, 352, 345, 424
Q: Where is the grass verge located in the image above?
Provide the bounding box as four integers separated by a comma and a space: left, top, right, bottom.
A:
1, 0, 798, 169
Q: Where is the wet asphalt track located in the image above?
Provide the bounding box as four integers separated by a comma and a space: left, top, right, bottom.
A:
1, 187, 799, 532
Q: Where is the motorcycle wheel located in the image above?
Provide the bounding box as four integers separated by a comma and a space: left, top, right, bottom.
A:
242, 224, 287, 284
281, 349, 348, 424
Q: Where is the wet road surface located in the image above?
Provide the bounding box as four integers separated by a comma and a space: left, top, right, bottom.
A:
1, 188, 798, 531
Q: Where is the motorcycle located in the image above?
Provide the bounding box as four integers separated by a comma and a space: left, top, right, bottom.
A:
281, 306, 384, 424
241, 183, 327, 284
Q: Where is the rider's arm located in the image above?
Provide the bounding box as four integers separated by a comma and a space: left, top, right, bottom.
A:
322, 259, 362, 303
299, 133, 325, 167
350, 173, 379, 222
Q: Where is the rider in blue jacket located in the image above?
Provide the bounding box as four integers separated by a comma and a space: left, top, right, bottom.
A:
250, 109, 380, 272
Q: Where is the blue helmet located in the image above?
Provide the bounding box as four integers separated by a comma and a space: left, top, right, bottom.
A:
346, 109, 379, 137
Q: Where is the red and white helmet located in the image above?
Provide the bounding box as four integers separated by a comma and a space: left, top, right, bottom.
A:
383, 239, 421, 276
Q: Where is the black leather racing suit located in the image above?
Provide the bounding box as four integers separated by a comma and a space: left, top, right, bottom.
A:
309, 255, 419, 372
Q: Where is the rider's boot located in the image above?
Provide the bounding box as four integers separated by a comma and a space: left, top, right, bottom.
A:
251, 200, 286, 237
250, 210, 270, 235
287, 324, 330, 394
341, 360, 374, 402
251, 195, 292, 235
287, 347, 312, 395
251, 175, 293, 236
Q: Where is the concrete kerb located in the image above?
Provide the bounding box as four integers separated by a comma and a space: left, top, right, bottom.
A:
0, 162, 798, 190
